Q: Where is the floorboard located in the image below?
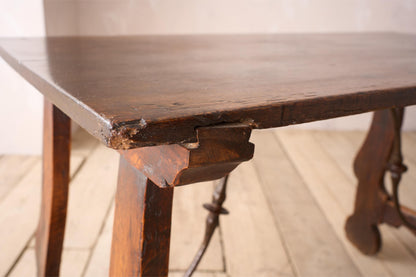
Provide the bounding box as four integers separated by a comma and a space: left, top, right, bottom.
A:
1, 129, 416, 277
221, 161, 296, 277
251, 130, 365, 277
0, 156, 84, 277
0, 155, 38, 201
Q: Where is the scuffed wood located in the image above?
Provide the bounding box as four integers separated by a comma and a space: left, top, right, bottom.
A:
1, 34, 416, 149
120, 123, 254, 187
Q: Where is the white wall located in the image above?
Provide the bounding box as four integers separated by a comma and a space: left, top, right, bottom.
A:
1, 0, 416, 154
44, 0, 416, 35
0, 0, 45, 154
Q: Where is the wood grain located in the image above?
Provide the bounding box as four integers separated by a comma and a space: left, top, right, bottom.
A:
84, 204, 115, 277
84, 182, 226, 276
251, 131, 368, 277
170, 182, 224, 272
9, 249, 89, 277
277, 128, 416, 276
110, 156, 174, 277
315, 130, 416, 276
345, 110, 394, 255
3, 130, 416, 276
221, 161, 295, 277
64, 144, 118, 249
0, 155, 38, 201
0, 155, 83, 277
1, 33, 416, 149
120, 123, 254, 187
36, 99, 71, 277
276, 129, 370, 276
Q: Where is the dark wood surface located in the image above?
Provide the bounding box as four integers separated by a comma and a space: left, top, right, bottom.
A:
120, 123, 254, 187
1, 33, 416, 149
36, 100, 71, 276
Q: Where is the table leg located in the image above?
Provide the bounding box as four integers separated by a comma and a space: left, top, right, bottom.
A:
110, 123, 253, 276
110, 156, 174, 277
346, 108, 416, 255
36, 99, 71, 276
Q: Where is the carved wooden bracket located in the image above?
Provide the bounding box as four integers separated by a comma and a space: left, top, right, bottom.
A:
119, 123, 254, 187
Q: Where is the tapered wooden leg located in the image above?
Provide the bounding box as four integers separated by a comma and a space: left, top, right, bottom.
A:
110, 156, 174, 277
111, 124, 253, 276
36, 99, 71, 276
345, 110, 395, 255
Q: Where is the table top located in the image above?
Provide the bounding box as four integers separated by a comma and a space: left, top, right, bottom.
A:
1, 33, 416, 149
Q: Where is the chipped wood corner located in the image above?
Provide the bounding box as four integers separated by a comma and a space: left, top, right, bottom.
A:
107, 119, 150, 150
119, 123, 255, 188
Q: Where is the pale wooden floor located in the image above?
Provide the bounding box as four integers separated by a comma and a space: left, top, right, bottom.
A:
1, 128, 416, 277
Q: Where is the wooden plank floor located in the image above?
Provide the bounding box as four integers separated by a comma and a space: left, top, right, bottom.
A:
1, 128, 416, 277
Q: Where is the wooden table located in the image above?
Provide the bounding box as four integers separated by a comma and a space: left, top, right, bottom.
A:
1, 33, 416, 277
